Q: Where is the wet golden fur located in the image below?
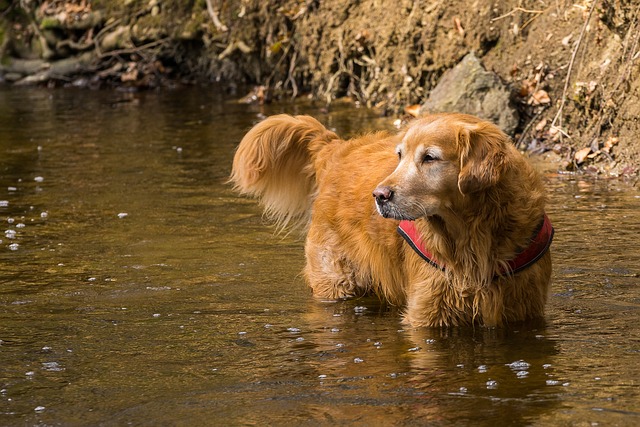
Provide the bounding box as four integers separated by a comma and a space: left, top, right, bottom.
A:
230, 113, 552, 327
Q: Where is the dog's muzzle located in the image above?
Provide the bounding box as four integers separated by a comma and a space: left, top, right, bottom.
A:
373, 186, 395, 218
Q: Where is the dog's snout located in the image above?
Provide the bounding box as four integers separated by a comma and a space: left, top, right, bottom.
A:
373, 186, 394, 204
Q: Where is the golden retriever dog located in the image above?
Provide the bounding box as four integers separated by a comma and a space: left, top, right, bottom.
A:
230, 113, 553, 327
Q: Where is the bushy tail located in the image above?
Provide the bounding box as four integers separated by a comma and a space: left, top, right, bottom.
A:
229, 114, 338, 231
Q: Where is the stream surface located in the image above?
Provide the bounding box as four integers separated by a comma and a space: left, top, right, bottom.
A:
0, 87, 639, 426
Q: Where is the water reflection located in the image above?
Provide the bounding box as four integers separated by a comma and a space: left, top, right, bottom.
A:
0, 86, 638, 426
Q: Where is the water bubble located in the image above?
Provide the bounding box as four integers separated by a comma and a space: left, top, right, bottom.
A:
543, 364, 553, 369
5, 230, 16, 239
354, 306, 367, 313
42, 361, 64, 372
8, 243, 19, 251
34, 176, 44, 183
373, 341, 382, 348
353, 357, 364, 363
425, 339, 436, 344
408, 347, 421, 352
330, 328, 340, 333
152, 313, 161, 318
335, 343, 344, 348
117, 213, 128, 219
238, 331, 247, 335
546, 380, 561, 386
318, 374, 327, 379
7, 187, 17, 192
40, 212, 48, 218
0, 201, 8, 207
506, 360, 531, 371
7, 218, 14, 223
459, 387, 468, 393
478, 365, 488, 373
295, 337, 305, 342
287, 327, 301, 333
42, 346, 52, 352
264, 324, 273, 328
25, 371, 35, 377
516, 371, 529, 378
15, 223, 25, 228
34, 406, 45, 413
486, 380, 498, 389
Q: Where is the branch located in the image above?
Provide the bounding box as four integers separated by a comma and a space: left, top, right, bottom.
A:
205, 0, 228, 33
550, 0, 598, 131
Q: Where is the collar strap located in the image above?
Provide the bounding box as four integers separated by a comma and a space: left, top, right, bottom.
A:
398, 214, 554, 277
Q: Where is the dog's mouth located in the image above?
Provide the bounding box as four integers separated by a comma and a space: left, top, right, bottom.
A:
375, 199, 416, 221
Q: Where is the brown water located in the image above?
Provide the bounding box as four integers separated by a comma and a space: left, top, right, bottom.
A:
0, 87, 638, 426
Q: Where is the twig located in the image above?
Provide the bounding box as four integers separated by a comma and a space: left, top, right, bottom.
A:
98, 38, 168, 58
516, 108, 546, 150
490, 7, 546, 22
521, 7, 550, 31
550, 0, 598, 131
286, 49, 298, 99
205, 0, 228, 32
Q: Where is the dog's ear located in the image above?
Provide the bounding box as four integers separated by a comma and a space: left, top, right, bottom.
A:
457, 121, 508, 195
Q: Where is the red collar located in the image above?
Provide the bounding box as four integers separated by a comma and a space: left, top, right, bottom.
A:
398, 214, 554, 276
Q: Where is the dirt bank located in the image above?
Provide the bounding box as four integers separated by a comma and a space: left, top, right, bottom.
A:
1, 1, 638, 179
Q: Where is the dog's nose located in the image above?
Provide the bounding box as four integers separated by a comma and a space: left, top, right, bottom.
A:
373, 186, 394, 204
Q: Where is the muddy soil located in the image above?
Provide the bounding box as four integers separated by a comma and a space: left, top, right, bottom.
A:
1, 1, 638, 179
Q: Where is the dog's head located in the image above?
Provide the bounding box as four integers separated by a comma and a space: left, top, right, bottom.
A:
373, 113, 509, 220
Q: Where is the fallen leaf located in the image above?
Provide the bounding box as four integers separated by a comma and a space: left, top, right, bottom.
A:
574, 147, 591, 164
562, 33, 573, 46
535, 118, 547, 132
529, 89, 551, 105
519, 79, 535, 97
603, 136, 618, 153
404, 104, 421, 118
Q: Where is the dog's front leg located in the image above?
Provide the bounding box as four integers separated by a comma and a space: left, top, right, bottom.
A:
403, 272, 475, 327
303, 235, 371, 300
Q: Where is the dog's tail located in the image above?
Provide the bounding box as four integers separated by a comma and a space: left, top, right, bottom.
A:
229, 114, 338, 231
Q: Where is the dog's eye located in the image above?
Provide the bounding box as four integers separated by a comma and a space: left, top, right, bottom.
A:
423, 154, 437, 163
397, 151, 402, 161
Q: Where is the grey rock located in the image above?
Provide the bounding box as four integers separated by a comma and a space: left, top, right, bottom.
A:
419, 53, 519, 135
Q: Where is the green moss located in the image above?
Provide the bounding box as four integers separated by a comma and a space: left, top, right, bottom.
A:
40, 17, 62, 30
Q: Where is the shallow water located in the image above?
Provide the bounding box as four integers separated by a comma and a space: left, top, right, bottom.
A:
0, 87, 638, 426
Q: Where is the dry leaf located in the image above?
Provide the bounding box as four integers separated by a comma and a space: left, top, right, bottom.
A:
535, 118, 547, 132
519, 79, 535, 97
603, 136, 618, 153
529, 89, 551, 105
574, 147, 591, 164
562, 33, 573, 46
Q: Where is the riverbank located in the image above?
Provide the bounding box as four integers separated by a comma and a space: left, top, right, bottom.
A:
1, 0, 637, 180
